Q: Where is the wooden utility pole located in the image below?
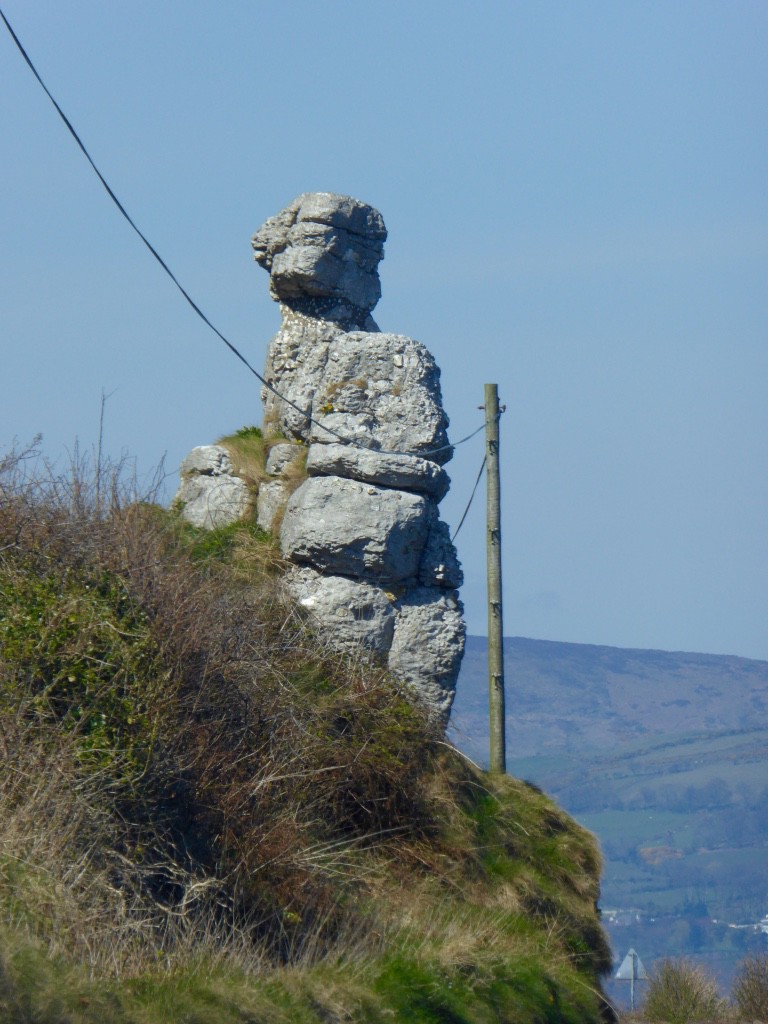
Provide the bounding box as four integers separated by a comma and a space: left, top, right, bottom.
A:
485, 383, 506, 773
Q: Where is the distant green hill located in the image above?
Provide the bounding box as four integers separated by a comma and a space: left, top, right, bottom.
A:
450, 636, 768, 997
451, 635, 768, 759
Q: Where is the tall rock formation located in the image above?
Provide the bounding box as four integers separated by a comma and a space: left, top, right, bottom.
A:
177, 193, 465, 722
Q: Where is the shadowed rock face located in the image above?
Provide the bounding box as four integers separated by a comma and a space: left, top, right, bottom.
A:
177, 193, 465, 724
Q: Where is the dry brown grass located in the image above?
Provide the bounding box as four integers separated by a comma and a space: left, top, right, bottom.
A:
0, 441, 449, 975
217, 426, 270, 489
216, 426, 308, 538
0, 441, 614, 1024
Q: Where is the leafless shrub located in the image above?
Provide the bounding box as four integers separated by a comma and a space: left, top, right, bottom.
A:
733, 954, 768, 1022
643, 959, 727, 1024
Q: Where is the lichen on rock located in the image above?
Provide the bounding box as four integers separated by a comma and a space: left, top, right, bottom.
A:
174, 445, 251, 529
175, 192, 465, 723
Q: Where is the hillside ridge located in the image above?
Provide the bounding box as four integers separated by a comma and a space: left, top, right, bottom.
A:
452, 634, 768, 760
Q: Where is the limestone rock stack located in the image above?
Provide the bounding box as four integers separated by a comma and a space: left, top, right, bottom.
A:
176, 193, 465, 723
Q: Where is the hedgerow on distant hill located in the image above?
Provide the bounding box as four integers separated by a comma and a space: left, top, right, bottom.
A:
0, 441, 613, 1024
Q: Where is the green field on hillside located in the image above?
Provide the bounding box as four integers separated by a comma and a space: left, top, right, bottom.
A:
508, 732, 768, 920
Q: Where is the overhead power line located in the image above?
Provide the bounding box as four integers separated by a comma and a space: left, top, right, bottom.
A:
1, 8, 486, 462
451, 456, 487, 543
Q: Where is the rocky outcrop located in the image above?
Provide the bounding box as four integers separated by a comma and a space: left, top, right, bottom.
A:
388, 588, 467, 721
280, 476, 430, 582
175, 193, 465, 723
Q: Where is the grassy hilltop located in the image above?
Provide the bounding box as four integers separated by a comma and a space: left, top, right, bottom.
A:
0, 442, 612, 1024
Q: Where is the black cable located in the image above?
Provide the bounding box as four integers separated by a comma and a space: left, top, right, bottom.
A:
0, 10, 303, 413
451, 456, 486, 543
1, 8, 483, 461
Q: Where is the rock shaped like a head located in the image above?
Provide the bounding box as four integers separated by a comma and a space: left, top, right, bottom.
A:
251, 193, 387, 316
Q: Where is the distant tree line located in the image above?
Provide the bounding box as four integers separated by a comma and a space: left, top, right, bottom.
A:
558, 778, 768, 825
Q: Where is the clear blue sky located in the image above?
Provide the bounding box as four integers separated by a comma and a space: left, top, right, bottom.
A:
2, 1, 766, 658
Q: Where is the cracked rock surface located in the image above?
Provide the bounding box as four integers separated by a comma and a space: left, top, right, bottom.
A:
280, 475, 430, 583
174, 445, 251, 529
176, 193, 465, 723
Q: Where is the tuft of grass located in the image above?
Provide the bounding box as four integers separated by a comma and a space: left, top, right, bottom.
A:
214, 424, 308, 537
171, 514, 280, 569
216, 424, 306, 487
216, 424, 268, 488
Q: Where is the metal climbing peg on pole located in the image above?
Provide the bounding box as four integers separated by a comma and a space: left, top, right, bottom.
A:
485, 383, 506, 774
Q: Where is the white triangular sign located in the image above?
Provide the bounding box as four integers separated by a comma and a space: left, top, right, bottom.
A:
616, 948, 648, 980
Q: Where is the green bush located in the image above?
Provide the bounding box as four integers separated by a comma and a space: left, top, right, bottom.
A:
733, 954, 768, 1022
643, 958, 726, 1024
0, 565, 161, 783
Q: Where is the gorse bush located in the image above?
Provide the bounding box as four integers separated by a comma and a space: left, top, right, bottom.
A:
643, 958, 727, 1024
733, 954, 768, 1022
0, 440, 612, 1023
0, 565, 162, 782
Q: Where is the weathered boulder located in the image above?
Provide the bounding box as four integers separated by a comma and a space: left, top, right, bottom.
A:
305, 443, 450, 501
265, 442, 303, 476
180, 444, 234, 477
280, 476, 430, 583
308, 332, 451, 463
388, 588, 466, 724
178, 192, 466, 724
251, 192, 386, 314
256, 479, 289, 532
284, 566, 395, 656
175, 445, 251, 529
251, 194, 465, 721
